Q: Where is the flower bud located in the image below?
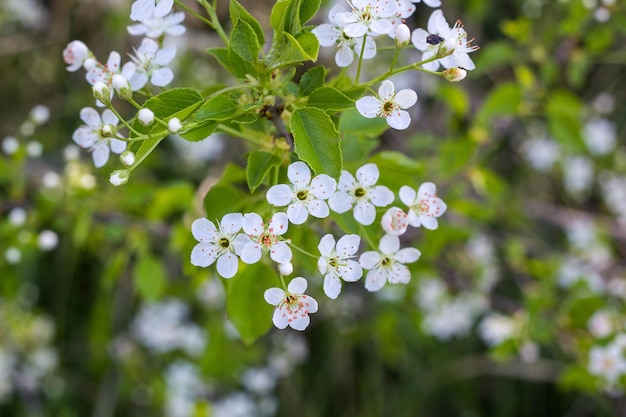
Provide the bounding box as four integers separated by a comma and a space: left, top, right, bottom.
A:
395, 24, 411, 47
278, 262, 293, 276
138, 108, 154, 126
442, 67, 467, 82
109, 169, 130, 186
63, 40, 90, 72
168, 117, 182, 133
112, 74, 132, 100
101, 124, 115, 137
92, 82, 111, 105
83, 58, 97, 71
119, 150, 136, 167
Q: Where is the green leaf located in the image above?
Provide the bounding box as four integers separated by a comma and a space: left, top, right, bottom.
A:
338, 107, 387, 137
195, 94, 238, 121
270, 0, 291, 35
546, 90, 585, 152
230, 18, 260, 62
307, 87, 354, 111
134, 255, 166, 301
265, 32, 318, 69
225, 262, 276, 345
246, 151, 281, 192
203, 184, 246, 221
437, 84, 469, 116
180, 121, 218, 142
147, 182, 194, 220
369, 151, 425, 192
229, 0, 265, 46
299, 65, 325, 97
206, 47, 258, 78
298, 0, 321, 25
291, 107, 342, 178
476, 82, 521, 124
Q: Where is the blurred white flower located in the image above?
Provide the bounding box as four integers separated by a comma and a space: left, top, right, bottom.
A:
8, 208, 27, 226
37, 230, 59, 251
583, 118, 616, 156
2, 136, 19, 155
128, 11, 186, 38
479, 313, 517, 347
521, 136, 560, 172
563, 156, 593, 196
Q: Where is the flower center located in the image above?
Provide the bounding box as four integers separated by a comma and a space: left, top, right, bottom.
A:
297, 190, 308, 201
381, 256, 392, 266
354, 187, 366, 198
381, 100, 396, 117
260, 232, 277, 248
219, 237, 230, 249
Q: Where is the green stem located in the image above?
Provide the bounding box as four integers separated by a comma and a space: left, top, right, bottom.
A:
175, 0, 214, 29
290, 244, 318, 260
196, 0, 229, 45
354, 34, 368, 85
279, 273, 288, 291
107, 105, 143, 137
358, 224, 378, 251
389, 47, 400, 73
215, 124, 265, 146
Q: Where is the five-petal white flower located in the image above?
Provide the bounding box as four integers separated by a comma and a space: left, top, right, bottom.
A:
190, 214, 251, 278
86, 51, 136, 105
329, 163, 394, 225
240, 212, 292, 264
266, 161, 337, 225
264, 277, 318, 331
63, 40, 91, 72
312, 5, 377, 67
72, 107, 127, 168
359, 234, 421, 292
127, 11, 186, 38
338, 0, 398, 37
128, 38, 176, 90
381, 207, 409, 236
399, 182, 447, 230
356, 80, 418, 130
317, 234, 363, 299
130, 0, 174, 22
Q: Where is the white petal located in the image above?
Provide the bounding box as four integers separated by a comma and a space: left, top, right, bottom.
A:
302, 294, 317, 313
355, 97, 381, 118
386, 109, 411, 130
370, 185, 394, 207
422, 58, 441, 72
420, 215, 439, 230
353, 200, 376, 225
106, 51, 121, 70
335, 43, 355, 67
356, 163, 380, 187
102, 109, 119, 126
312, 24, 339, 47
379, 234, 400, 254
154, 0, 174, 17
220, 213, 243, 234
190, 242, 218, 267
129, 73, 148, 91
130, 0, 153, 21
165, 25, 186, 36
365, 268, 387, 292
264, 287, 285, 306
287, 202, 309, 224
378, 80, 395, 99
418, 182, 437, 199
288, 277, 308, 294
80, 107, 101, 127
287, 161, 312, 187
399, 185, 417, 206
328, 191, 353, 213
318, 234, 336, 257
92, 143, 110, 168
155, 46, 176, 65
109, 138, 127, 154
272, 307, 289, 329
307, 200, 330, 219
240, 243, 262, 264
361, 36, 377, 59
454, 52, 475, 71
369, 18, 393, 35
310, 174, 337, 199
407, 211, 421, 227
72, 127, 96, 148
338, 260, 363, 282
191, 218, 218, 242
337, 170, 356, 192
394, 89, 418, 109
232, 234, 252, 255
323, 274, 342, 299
127, 24, 148, 36
150, 68, 174, 87
266, 184, 293, 207
427, 10, 445, 34
336, 234, 360, 257
411, 28, 429, 51
359, 251, 380, 270
343, 22, 368, 38
242, 213, 264, 236
270, 243, 292, 263
289, 313, 310, 331
395, 247, 421, 264
216, 253, 239, 278
388, 263, 411, 284
269, 212, 289, 235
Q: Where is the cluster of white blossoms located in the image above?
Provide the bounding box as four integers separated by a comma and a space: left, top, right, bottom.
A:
313, 1, 478, 130
191, 161, 447, 331
63, 0, 185, 170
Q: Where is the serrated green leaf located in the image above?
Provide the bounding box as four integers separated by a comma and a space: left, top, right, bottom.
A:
299, 65, 325, 96
307, 87, 354, 111
225, 262, 276, 345
246, 151, 281, 192
230, 18, 260, 62
291, 107, 342, 178
134, 255, 166, 301
195, 94, 238, 121
265, 32, 318, 70
180, 121, 218, 142
206, 47, 259, 78
270, 0, 290, 35
299, 0, 321, 25
229, 0, 265, 46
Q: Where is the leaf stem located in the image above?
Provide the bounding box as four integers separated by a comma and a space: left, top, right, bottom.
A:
290, 243, 318, 259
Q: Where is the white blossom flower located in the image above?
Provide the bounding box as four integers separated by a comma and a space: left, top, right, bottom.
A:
521, 136, 560, 172
86, 52, 136, 105
588, 344, 626, 384
29, 105, 50, 125
109, 170, 130, 186
317, 234, 363, 299
2, 136, 19, 155
583, 118, 616, 156
356, 80, 417, 130
37, 230, 58, 251
399, 182, 447, 230
72, 107, 127, 168
190, 214, 251, 278
63, 40, 91, 72
588, 310, 615, 338
478, 313, 517, 347
329, 163, 394, 225
411, 9, 478, 71
128, 38, 176, 90
563, 156, 594, 196
266, 161, 337, 225
240, 213, 291, 264
138, 108, 155, 126
128, 11, 186, 38
8, 208, 27, 226
312, 5, 377, 67
338, 0, 398, 37
130, 0, 174, 22
359, 234, 421, 292
381, 207, 409, 235
264, 277, 318, 331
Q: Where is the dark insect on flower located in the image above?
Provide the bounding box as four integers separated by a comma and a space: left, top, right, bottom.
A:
426, 34, 445, 45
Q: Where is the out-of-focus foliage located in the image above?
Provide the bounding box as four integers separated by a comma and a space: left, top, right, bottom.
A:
1, 0, 626, 416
